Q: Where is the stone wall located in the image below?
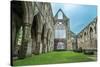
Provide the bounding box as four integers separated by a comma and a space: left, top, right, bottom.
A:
54, 9, 70, 50
67, 31, 77, 50
77, 17, 97, 51
11, 1, 97, 59
11, 1, 54, 59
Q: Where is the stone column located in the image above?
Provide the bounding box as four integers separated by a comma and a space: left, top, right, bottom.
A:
34, 13, 43, 54
46, 38, 48, 52
26, 25, 32, 57
32, 36, 36, 54
88, 29, 91, 49
35, 32, 42, 55
47, 30, 51, 52
49, 33, 52, 52
47, 39, 51, 52
42, 23, 48, 53
49, 40, 51, 52
42, 36, 47, 53
18, 23, 32, 59
50, 40, 52, 52
48, 40, 50, 52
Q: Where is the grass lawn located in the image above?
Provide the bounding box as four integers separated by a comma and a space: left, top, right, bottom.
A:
13, 51, 96, 66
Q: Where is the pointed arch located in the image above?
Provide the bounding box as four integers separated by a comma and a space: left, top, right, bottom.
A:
90, 26, 94, 39
57, 11, 63, 19
55, 22, 66, 39
11, 1, 28, 58
55, 9, 64, 19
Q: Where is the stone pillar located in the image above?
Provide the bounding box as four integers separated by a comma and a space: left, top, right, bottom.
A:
34, 32, 42, 55
47, 30, 51, 52
47, 40, 48, 52
48, 40, 50, 52
32, 36, 36, 54
42, 36, 47, 53
88, 30, 91, 49
49, 33, 52, 52
49, 40, 51, 52
18, 23, 32, 59
50, 40, 52, 52
47, 40, 49, 52
51, 41, 53, 51
47, 39, 49, 52
48, 40, 51, 52
26, 26, 33, 57
42, 23, 48, 53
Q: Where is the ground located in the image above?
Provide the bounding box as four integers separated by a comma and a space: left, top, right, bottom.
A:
13, 51, 96, 66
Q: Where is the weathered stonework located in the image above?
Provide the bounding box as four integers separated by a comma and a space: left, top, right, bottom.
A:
67, 31, 77, 51
54, 9, 70, 50
11, 1, 97, 59
11, 1, 54, 59
54, 9, 77, 51
77, 17, 97, 51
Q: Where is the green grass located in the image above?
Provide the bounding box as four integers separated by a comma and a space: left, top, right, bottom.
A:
13, 51, 96, 66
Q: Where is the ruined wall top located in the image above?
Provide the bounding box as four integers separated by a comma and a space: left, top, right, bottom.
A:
77, 17, 97, 37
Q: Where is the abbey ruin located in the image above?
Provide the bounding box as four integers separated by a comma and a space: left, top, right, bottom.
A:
11, 1, 97, 59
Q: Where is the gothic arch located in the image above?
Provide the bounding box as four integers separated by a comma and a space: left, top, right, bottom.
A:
55, 22, 66, 39
94, 25, 96, 33
89, 26, 94, 39
17, 2, 34, 58
41, 23, 48, 53
11, 1, 30, 58
55, 9, 65, 19
47, 29, 51, 52
80, 34, 82, 43
84, 31, 87, 41
31, 14, 39, 54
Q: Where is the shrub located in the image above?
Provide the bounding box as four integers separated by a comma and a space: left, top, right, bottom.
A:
75, 47, 82, 53
83, 50, 94, 55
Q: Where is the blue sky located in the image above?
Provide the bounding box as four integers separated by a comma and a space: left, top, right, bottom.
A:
51, 3, 97, 34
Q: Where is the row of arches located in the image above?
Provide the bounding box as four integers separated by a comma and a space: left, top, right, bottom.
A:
11, 1, 54, 59
77, 18, 97, 50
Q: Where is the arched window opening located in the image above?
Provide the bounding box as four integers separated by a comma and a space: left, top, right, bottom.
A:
55, 22, 66, 39
41, 24, 45, 41
57, 42, 65, 49
58, 11, 63, 19
90, 27, 93, 39
94, 26, 96, 39
82, 34, 84, 42
84, 32, 87, 40
94, 26, 96, 34
31, 14, 38, 39
90, 27, 93, 32
80, 35, 82, 42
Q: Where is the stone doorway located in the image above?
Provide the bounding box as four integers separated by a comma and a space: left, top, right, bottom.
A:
57, 42, 65, 50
